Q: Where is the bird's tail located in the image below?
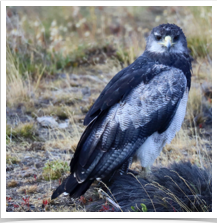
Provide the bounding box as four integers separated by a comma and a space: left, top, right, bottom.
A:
51, 174, 94, 200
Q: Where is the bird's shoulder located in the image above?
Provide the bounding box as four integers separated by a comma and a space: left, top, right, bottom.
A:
114, 66, 187, 131
83, 54, 167, 126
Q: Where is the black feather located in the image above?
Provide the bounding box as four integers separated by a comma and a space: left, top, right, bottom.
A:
70, 179, 94, 198
51, 174, 78, 200
51, 174, 94, 199
84, 51, 192, 126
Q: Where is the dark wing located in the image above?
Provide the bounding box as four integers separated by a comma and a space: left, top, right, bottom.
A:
71, 65, 187, 183
84, 56, 166, 126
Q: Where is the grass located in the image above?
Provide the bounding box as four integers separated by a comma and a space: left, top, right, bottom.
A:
33, 106, 70, 120
185, 7, 212, 59
186, 88, 203, 125
6, 154, 20, 164
187, 36, 211, 59
131, 203, 148, 212
7, 6, 212, 76
42, 160, 70, 181
6, 46, 31, 107
6, 122, 36, 142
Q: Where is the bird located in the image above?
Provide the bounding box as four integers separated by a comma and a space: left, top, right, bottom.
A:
51, 23, 192, 200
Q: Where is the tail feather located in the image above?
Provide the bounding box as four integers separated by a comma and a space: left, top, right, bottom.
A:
70, 179, 94, 198
51, 174, 94, 200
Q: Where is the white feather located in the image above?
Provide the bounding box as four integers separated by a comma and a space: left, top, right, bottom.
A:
135, 89, 189, 168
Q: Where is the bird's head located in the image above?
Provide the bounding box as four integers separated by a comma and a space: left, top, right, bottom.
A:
145, 24, 188, 54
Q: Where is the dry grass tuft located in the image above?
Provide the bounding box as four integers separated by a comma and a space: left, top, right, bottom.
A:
186, 7, 212, 59
26, 185, 38, 193
7, 122, 36, 141
6, 154, 20, 164
7, 180, 18, 188
40, 106, 69, 120
17, 185, 38, 194
6, 46, 30, 107
186, 87, 203, 124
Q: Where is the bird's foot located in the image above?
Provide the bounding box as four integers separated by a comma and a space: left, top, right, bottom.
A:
138, 167, 150, 179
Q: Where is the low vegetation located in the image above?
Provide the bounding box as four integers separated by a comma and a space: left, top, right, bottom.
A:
6, 154, 20, 165
42, 160, 70, 181
6, 122, 36, 142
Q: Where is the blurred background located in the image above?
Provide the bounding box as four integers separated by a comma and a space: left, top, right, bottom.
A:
6, 6, 212, 72
6, 6, 212, 212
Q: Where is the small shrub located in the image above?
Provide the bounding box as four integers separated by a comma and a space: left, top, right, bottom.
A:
42, 160, 70, 181
14, 123, 36, 139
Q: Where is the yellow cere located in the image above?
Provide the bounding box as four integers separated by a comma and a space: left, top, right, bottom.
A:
164, 36, 175, 45
159, 36, 175, 46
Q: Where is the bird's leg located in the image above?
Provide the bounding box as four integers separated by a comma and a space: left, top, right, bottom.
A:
138, 166, 151, 179
118, 157, 140, 176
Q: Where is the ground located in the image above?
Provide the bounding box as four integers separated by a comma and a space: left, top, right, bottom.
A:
6, 6, 212, 212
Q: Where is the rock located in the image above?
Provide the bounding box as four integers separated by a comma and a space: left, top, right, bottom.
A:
58, 119, 69, 129
6, 165, 14, 171
82, 87, 91, 98
35, 162, 44, 169
37, 116, 58, 128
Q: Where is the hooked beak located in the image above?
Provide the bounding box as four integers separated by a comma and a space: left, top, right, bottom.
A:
159, 36, 174, 51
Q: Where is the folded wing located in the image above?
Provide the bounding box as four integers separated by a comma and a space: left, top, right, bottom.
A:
71, 65, 187, 183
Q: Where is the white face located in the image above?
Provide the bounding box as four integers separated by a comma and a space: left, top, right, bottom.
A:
148, 37, 186, 54
146, 29, 188, 54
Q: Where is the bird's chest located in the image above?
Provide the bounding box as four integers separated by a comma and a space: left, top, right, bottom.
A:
135, 89, 189, 168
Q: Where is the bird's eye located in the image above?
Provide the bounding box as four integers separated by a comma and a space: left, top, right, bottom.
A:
174, 35, 179, 41
155, 35, 162, 41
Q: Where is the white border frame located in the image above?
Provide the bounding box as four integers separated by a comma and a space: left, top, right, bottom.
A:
1, 1, 216, 219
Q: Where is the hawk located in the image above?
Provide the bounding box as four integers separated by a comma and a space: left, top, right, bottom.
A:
51, 23, 192, 199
